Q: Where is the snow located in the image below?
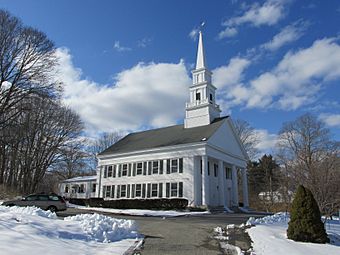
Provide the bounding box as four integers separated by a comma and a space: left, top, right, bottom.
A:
0, 205, 141, 255
247, 212, 340, 255
69, 203, 210, 217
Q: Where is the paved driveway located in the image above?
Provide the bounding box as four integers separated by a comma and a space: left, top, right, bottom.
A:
58, 209, 260, 255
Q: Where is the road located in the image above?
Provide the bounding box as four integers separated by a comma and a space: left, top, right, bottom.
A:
58, 209, 262, 255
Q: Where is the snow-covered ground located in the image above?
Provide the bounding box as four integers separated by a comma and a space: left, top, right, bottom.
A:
247, 212, 340, 255
0, 205, 141, 255
69, 203, 210, 217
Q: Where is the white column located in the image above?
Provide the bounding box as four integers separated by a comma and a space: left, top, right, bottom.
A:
218, 160, 226, 207
201, 155, 210, 206
232, 165, 239, 207
242, 168, 249, 208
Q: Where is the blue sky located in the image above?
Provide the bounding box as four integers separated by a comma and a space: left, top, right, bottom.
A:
1, 0, 340, 154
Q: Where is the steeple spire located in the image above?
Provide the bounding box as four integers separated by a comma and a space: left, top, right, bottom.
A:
195, 31, 207, 69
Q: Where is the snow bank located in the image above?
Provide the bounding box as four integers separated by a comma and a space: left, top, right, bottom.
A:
65, 213, 138, 242
0, 206, 140, 255
0, 205, 57, 219
247, 212, 340, 255
246, 212, 289, 226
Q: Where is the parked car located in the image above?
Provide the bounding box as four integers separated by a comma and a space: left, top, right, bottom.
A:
2, 193, 67, 212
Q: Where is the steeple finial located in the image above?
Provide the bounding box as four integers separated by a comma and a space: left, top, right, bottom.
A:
195, 23, 207, 70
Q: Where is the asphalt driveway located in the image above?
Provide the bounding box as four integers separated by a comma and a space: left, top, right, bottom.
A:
58, 208, 260, 255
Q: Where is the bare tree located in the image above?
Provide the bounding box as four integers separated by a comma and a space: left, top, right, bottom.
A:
0, 10, 58, 129
276, 113, 340, 215
233, 118, 259, 160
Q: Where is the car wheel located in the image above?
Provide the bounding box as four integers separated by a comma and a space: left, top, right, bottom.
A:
6, 204, 15, 207
47, 206, 57, 213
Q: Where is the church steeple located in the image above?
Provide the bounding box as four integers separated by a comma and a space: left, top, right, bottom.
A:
184, 30, 221, 129
196, 31, 207, 69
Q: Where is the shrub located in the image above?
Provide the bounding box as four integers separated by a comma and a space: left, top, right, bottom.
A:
287, 185, 329, 243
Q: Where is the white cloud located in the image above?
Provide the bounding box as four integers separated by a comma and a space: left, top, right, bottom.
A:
225, 37, 340, 110
255, 129, 278, 153
226, 0, 289, 27
319, 113, 340, 128
189, 28, 199, 40
113, 41, 131, 52
55, 48, 191, 133
262, 20, 308, 51
137, 37, 152, 48
212, 57, 251, 88
218, 27, 238, 39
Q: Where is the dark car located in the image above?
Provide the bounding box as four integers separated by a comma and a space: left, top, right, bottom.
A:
2, 193, 67, 212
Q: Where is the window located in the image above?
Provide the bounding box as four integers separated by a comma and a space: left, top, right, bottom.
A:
38, 195, 49, 201
171, 159, 178, 173
226, 168, 232, 179
107, 165, 113, 177
214, 164, 218, 177
136, 163, 143, 175
120, 185, 126, 197
151, 183, 158, 197
196, 92, 201, 101
209, 93, 213, 102
207, 162, 210, 176
171, 183, 178, 197
111, 185, 115, 198
135, 184, 142, 197
152, 161, 159, 174
64, 185, 69, 193
105, 186, 111, 198
79, 184, 85, 193
92, 184, 96, 193
122, 164, 128, 176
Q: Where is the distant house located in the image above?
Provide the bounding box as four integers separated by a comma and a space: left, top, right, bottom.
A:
59, 175, 97, 199
95, 31, 250, 210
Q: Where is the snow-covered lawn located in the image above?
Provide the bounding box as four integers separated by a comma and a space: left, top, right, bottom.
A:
69, 203, 210, 217
247, 212, 340, 255
0, 205, 141, 255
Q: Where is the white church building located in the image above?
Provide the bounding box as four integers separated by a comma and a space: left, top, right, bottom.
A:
95, 31, 249, 210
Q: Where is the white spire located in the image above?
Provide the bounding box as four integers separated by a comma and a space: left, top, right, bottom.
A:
195, 31, 207, 69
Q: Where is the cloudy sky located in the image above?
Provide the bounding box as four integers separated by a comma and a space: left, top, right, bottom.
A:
2, 0, 340, 154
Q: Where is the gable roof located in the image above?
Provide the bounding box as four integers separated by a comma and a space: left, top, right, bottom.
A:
98, 116, 229, 156
62, 175, 97, 183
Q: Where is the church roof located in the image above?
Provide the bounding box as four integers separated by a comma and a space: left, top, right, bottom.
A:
98, 116, 229, 156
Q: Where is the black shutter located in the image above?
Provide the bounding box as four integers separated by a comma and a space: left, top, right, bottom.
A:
147, 183, 151, 198
159, 183, 163, 198
104, 166, 107, 178
179, 158, 183, 173
128, 164, 131, 176
133, 163, 136, 176
179, 182, 183, 197
159, 160, 163, 174
143, 162, 147, 175
118, 164, 122, 177
127, 184, 130, 198
132, 184, 135, 198
113, 165, 116, 178
148, 161, 152, 175
166, 159, 170, 174
117, 185, 120, 198
142, 184, 146, 198
207, 161, 210, 176
166, 183, 170, 198
111, 185, 115, 198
